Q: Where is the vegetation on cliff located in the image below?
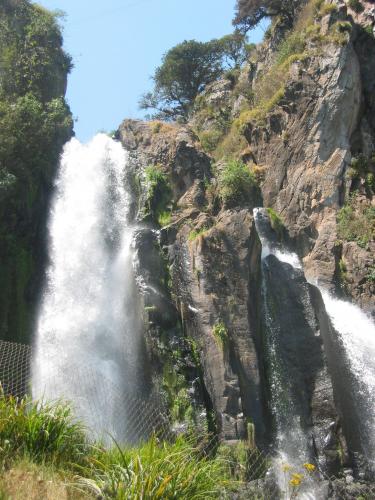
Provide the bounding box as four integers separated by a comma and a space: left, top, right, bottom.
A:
0, 0, 73, 343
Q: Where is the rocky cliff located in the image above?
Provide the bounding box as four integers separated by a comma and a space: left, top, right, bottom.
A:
117, 0, 375, 478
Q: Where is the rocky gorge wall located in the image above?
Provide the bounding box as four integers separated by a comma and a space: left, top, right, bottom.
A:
116, 0, 375, 476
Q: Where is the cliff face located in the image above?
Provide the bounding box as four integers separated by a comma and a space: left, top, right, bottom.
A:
0, 0, 73, 343
118, 0, 374, 473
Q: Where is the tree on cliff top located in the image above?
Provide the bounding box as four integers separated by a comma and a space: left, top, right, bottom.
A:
140, 40, 223, 121
233, 0, 300, 32
140, 35, 251, 121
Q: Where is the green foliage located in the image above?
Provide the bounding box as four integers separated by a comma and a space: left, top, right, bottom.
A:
189, 226, 209, 241
338, 258, 348, 283
216, 32, 254, 69
337, 195, 375, 248
140, 33, 253, 121
319, 2, 338, 16
0, 395, 87, 467
162, 363, 192, 423
267, 208, 285, 238
0, 396, 236, 498
0, 0, 73, 344
366, 266, 375, 283
233, 0, 299, 32
144, 165, 173, 226
0, 94, 73, 178
276, 31, 306, 64
347, 0, 364, 13
218, 160, 257, 206
140, 40, 224, 121
0, 0, 72, 102
217, 441, 269, 482
199, 129, 225, 154
348, 154, 375, 191
86, 435, 232, 499
212, 321, 229, 348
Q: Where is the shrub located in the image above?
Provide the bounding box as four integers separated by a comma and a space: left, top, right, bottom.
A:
347, 0, 364, 14
189, 227, 209, 241
267, 208, 284, 238
337, 195, 375, 248
218, 160, 257, 206
199, 129, 224, 153
144, 165, 173, 226
212, 321, 229, 348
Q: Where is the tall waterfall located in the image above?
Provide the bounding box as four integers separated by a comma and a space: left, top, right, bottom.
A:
32, 134, 144, 443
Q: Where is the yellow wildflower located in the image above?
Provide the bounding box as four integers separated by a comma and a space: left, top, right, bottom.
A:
290, 477, 302, 487
282, 463, 292, 472
303, 463, 316, 472
292, 473, 303, 480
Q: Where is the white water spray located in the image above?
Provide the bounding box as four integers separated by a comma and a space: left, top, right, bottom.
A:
32, 134, 143, 443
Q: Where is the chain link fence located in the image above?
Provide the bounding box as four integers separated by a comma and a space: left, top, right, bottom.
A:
1, 340, 375, 499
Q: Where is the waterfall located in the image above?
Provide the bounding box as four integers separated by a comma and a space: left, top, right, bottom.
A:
254, 207, 375, 491
253, 208, 324, 499
319, 290, 375, 472
32, 134, 144, 444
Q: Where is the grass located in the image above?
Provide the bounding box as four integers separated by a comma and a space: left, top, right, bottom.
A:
0, 395, 238, 499
188, 226, 209, 241
0, 394, 87, 468
267, 208, 285, 239
218, 160, 257, 207
212, 322, 228, 348
85, 435, 232, 499
143, 164, 173, 227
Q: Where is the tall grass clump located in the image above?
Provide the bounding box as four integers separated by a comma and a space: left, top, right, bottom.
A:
0, 394, 88, 467
83, 435, 233, 499
218, 160, 257, 207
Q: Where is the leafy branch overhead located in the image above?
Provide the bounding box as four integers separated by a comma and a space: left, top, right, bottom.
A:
233, 0, 302, 32
139, 34, 253, 121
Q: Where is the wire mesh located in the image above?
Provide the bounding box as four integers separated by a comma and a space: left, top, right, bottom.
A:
1, 340, 375, 499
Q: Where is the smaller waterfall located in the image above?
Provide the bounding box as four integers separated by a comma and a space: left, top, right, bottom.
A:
254, 208, 324, 499
319, 290, 375, 473
32, 134, 145, 444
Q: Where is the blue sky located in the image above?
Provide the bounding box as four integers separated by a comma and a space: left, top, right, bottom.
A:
37, 0, 266, 142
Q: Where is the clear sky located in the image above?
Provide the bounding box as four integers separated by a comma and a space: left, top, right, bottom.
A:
37, 0, 266, 142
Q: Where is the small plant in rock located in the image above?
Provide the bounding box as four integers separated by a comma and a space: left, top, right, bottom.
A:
218, 160, 257, 207
337, 195, 375, 248
144, 164, 173, 226
212, 321, 228, 348
267, 208, 284, 238
347, 0, 364, 14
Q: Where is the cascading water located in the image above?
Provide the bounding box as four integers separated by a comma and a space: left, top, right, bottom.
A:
319, 290, 375, 474
254, 206, 375, 494
32, 134, 144, 444
254, 208, 324, 499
